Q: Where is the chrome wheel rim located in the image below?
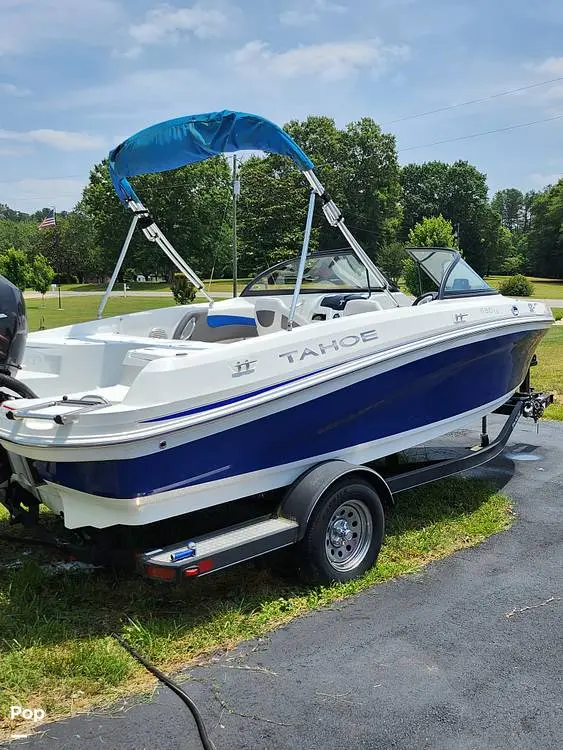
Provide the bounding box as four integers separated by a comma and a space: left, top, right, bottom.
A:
325, 499, 372, 572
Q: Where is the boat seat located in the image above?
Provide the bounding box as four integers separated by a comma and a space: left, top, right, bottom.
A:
343, 298, 383, 316
173, 299, 258, 342
254, 297, 307, 334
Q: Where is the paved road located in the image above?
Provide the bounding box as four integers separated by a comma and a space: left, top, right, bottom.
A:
3, 419, 562, 749
23, 290, 231, 299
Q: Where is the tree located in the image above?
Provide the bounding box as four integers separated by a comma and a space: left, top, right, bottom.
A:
403, 215, 456, 295
238, 115, 401, 274
31, 253, 55, 299
0, 247, 31, 290
377, 242, 407, 285
491, 188, 524, 231
400, 160, 495, 274
80, 157, 232, 280
527, 178, 563, 278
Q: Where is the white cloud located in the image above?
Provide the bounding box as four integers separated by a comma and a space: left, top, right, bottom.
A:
530, 56, 563, 77
0, 0, 123, 55
0, 82, 31, 97
0, 129, 105, 151
129, 3, 231, 47
234, 39, 409, 81
280, 0, 347, 27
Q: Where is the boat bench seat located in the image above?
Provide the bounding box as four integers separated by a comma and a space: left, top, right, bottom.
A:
343, 298, 384, 315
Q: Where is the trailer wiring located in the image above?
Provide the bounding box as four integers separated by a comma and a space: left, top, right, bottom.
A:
111, 633, 217, 750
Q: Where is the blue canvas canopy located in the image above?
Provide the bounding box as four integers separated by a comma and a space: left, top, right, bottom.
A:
108, 109, 315, 204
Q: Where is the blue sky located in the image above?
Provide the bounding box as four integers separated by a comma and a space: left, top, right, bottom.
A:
0, 0, 562, 212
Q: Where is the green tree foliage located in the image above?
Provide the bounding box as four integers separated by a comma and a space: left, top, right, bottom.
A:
31, 253, 55, 297
31, 211, 100, 282
527, 178, 563, 278
403, 215, 456, 295
377, 242, 407, 286
400, 160, 498, 275
0, 247, 31, 290
80, 157, 232, 279
498, 274, 534, 297
491, 188, 524, 231
238, 115, 401, 274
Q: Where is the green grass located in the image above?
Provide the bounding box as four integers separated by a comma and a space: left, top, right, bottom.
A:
61, 281, 171, 292
0, 477, 512, 736
551, 307, 563, 321
25, 296, 177, 331
534, 326, 563, 420
485, 275, 563, 299
58, 279, 248, 293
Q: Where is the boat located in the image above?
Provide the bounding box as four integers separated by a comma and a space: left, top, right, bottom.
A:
0, 110, 554, 538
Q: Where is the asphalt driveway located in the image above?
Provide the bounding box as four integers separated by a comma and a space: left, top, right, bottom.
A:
4, 419, 562, 750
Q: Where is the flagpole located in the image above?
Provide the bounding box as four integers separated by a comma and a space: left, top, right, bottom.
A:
53, 207, 62, 310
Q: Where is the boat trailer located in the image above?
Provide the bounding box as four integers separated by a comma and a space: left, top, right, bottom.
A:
0, 379, 553, 586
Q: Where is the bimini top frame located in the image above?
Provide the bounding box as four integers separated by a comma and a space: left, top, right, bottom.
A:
99, 109, 398, 319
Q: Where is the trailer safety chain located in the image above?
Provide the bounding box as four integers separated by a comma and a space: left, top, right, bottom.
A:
111, 633, 217, 750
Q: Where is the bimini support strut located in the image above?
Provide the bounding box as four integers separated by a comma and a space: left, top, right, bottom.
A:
97, 213, 141, 319
288, 189, 316, 330
98, 200, 213, 319
302, 169, 400, 308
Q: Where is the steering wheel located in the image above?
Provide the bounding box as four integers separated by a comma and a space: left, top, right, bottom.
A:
412, 291, 439, 306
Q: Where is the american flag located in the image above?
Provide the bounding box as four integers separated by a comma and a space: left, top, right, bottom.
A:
38, 210, 56, 229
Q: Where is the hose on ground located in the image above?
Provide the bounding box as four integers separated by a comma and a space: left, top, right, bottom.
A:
111, 633, 217, 750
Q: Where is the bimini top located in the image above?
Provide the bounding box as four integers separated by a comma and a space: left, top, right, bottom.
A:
108, 109, 314, 204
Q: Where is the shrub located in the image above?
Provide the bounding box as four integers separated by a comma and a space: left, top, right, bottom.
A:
171, 273, 197, 305
123, 267, 136, 284
498, 274, 535, 297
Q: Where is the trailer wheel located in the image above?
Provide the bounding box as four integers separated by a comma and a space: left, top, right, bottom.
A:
297, 478, 384, 584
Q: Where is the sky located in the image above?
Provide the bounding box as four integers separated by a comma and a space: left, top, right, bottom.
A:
0, 0, 562, 213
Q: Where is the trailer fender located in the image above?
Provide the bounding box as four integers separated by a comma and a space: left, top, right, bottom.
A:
279, 460, 393, 541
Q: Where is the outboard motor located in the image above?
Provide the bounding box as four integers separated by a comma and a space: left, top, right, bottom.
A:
0, 275, 39, 525
0, 273, 27, 378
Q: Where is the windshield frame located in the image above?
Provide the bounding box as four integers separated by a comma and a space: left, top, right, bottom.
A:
406, 246, 499, 299
240, 249, 388, 297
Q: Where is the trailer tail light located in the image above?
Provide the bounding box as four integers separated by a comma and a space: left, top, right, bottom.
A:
183, 558, 214, 578
144, 564, 176, 581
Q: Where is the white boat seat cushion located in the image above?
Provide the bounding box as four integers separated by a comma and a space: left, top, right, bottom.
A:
254, 297, 308, 334
343, 298, 383, 316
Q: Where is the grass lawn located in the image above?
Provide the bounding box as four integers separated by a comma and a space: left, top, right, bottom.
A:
25, 295, 177, 331
0, 477, 512, 737
59, 279, 249, 294
533, 326, 563, 421
485, 275, 563, 299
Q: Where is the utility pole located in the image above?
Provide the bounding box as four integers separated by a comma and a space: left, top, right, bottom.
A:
232, 155, 240, 298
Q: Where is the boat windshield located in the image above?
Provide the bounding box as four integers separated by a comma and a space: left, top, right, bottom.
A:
242, 250, 385, 295
407, 248, 496, 297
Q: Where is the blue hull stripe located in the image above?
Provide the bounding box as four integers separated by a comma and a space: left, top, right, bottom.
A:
33, 330, 543, 500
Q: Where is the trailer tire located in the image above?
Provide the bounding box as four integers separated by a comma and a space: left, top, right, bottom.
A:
297, 478, 384, 584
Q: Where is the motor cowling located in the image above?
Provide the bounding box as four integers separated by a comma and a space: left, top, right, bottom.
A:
0, 274, 27, 377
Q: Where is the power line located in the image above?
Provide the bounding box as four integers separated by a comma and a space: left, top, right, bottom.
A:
384, 76, 563, 125
398, 112, 563, 152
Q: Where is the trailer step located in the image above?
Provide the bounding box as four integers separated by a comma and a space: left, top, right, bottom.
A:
140, 516, 299, 582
